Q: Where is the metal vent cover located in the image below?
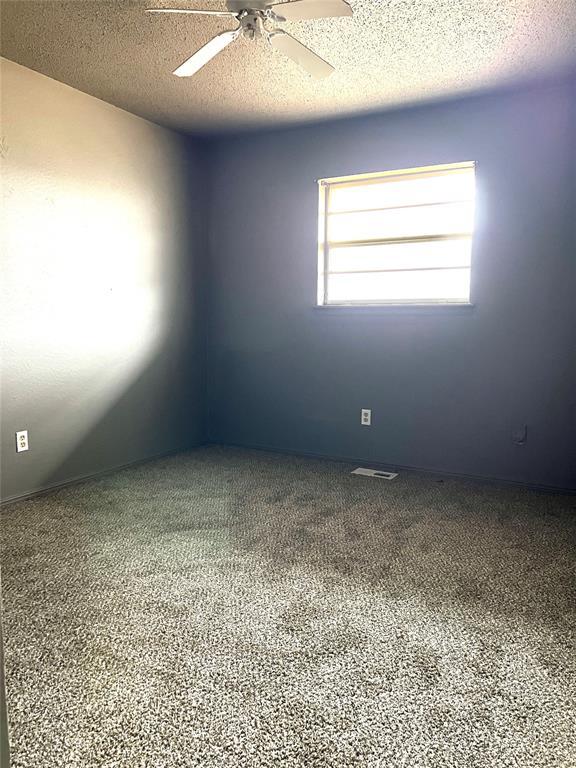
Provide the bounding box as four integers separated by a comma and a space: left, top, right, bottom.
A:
351, 468, 398, 480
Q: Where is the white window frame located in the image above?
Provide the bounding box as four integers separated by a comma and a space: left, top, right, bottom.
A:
317, 161, 476, 308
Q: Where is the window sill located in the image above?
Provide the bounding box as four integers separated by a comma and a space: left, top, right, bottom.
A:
314, 302, 475, 313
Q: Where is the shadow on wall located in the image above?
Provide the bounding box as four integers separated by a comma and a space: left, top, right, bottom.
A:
37, 338, 206, 498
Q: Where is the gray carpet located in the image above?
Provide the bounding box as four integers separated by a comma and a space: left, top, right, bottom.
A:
1, 446, 575, 768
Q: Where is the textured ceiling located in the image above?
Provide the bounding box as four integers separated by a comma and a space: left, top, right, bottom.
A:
1, 0, 575, 133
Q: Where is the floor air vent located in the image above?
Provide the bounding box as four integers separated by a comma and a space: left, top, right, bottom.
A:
352, 468, 398, 480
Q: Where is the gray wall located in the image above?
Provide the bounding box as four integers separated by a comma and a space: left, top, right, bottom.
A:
207, 77, 576, 490
0, 59, 207, 501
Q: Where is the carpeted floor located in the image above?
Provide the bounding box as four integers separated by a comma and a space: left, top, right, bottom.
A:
1, 446, 575, 768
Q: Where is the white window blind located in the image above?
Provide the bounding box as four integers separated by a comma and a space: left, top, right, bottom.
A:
317, 162, 476, 306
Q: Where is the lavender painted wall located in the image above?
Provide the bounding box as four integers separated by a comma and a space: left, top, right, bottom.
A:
207, 77, 576, 490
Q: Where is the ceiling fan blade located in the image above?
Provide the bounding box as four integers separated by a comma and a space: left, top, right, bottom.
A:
269, 0, 353, 21
268, 30, 334, 78
173, 29, 240, 77
146, 8, 237, 16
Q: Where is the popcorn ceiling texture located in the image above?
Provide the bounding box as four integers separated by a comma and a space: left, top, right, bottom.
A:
0, 0, 575, 132
2, 446, 576, 767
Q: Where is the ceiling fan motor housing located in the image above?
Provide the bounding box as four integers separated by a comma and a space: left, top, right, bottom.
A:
240, 11, 267, 39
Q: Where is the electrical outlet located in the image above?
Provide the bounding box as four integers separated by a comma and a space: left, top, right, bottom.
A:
512, 424, 528, 445
16, 430, 29, 453
361, 409, 372, 426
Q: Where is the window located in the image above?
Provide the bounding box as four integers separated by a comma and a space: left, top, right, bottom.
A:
317, 162, 476, 306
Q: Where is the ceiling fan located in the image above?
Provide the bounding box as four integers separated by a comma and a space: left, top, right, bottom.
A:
146, 0, 353, 79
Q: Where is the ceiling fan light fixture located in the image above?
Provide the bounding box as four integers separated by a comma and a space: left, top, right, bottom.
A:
148, 0, 353, 78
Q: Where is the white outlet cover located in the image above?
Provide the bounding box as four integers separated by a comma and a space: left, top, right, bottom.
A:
352, 467, 398, 480
16, 430, 29, 453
